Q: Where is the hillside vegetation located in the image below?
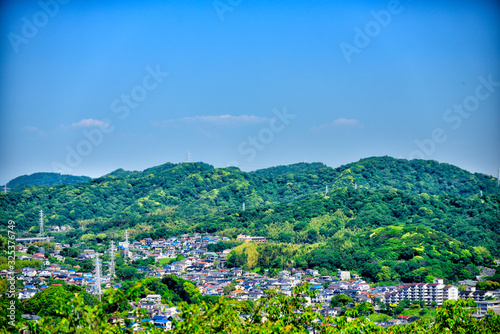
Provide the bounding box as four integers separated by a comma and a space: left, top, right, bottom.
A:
1, 157, 499, 282
5, 172, 91, 192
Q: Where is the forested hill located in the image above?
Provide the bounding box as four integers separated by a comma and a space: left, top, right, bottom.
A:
0, 157, 498, 239
224, 224, 496, 283
252, 156, 498, 197
5, 172, 91, 192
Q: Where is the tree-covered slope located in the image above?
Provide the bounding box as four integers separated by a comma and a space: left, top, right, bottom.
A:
303, 224, 495, 283
188, 187, 500, 257
222, 224, 495, 283
0, 157, 498, 252
253, 156, 498, 197
5, 172, 91, 192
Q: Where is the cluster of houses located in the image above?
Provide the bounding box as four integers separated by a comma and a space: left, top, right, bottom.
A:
4, 233, 500, 331
118, 234, 230, 262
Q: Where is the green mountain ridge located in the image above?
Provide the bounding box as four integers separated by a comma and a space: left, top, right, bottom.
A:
5, 172, 92, 192
1, 156, 499, 257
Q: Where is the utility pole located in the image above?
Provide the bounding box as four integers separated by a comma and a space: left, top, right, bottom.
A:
94, 254, 102, 301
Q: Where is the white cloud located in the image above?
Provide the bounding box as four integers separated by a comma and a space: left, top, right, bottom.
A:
311, 118, 362, 130
153, 114, 270, 128
23, 126, 46, 137
71, 118, 110, 128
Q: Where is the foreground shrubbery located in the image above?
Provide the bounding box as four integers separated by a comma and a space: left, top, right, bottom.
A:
2, 283, 499, 334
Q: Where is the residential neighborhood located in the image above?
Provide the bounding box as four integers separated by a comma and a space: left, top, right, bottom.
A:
4, 233, 500, 331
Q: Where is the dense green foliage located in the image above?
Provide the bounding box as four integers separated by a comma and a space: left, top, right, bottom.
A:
5, 172, 91, 192
1, 157, 497, 231
22, 285, 99, 317
4, 282, 499, 333
303, 225, 494, 283
1, 157, 499, 284
222, 225, 494, 283
121, 276, 202, 305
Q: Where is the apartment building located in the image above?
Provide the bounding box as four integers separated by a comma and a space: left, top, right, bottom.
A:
385, 278, 458, 306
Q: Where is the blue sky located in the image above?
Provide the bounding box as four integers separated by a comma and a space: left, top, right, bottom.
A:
1, 0, 499, 184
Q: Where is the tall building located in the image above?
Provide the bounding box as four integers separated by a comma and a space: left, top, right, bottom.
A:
385, 278, 458, 306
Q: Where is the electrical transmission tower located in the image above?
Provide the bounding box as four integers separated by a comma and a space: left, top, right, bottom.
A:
93, 254, 102, 301
242, 202, 245, 211
186, 151, 192, 163
39, 210, 44, 237
124, 230, 130, 259
3, 185, 9, 193
109, 241, 116, 279
325, 185, 328, 196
